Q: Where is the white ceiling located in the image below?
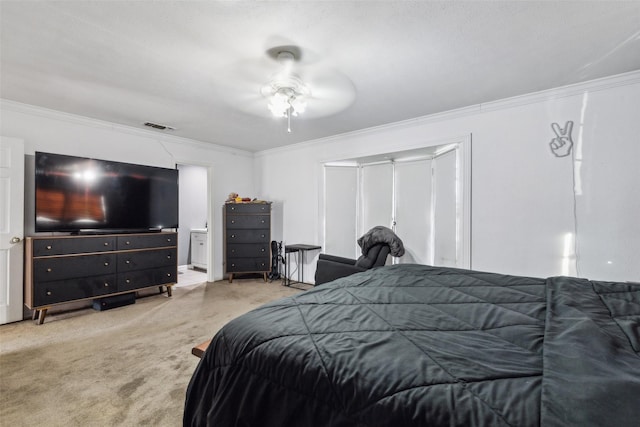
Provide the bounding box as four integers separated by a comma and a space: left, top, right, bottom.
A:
2, 1, 639, 152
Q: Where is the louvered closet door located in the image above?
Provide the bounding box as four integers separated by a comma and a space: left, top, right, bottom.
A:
394, 159, 432, 264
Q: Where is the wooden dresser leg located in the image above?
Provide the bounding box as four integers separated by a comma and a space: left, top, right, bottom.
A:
32, 309, 38, 321
229, 274, 233, 283
166, 285, 173, 297
263, 272, 268, 282
36, 308, 48, 325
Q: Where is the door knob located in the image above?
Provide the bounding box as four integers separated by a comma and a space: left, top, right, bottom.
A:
10, 236, 21, 244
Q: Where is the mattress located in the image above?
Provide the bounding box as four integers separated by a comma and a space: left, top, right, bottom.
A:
184, 264, 640, 426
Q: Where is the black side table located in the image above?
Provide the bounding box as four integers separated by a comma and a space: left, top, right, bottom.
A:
283, 244, 322, 286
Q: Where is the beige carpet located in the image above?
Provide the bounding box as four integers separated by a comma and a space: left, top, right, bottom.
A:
0, 279, 309, 426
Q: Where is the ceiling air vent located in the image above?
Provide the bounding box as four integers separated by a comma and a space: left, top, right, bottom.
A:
143, 122, 176, 131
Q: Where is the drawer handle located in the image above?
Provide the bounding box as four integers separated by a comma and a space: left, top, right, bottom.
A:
231, 220, 235, 224
104, 262, 109, 266
261, 234, 265, 238
126, 279, 131, 284
231, 263, 235, 267
104, 242, 109, 246
231, 234, 235, 238
167, 273, 171, 277
46, 245, 52, 250
126, 241, 131, 245
104, 283, 109, 287
46, 291, 52, 296
231, 249, 235, 253
125, 260, 131, 264
261, 248, 265, 252
261, 220, 265, 224
167, 255, 171, 258
167, 238, 171, 242
46, 268, 52, 272
231, 206, 235, 210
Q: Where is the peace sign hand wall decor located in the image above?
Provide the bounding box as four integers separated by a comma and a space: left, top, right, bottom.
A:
550, 121, 574, 157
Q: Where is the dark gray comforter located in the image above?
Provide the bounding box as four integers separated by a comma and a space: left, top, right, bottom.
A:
184, 264, 640, 426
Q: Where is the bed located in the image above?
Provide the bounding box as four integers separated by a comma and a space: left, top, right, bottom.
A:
183, 264, 640, 426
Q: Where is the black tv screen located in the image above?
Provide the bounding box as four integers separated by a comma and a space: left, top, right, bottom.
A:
35, 152, 179, 233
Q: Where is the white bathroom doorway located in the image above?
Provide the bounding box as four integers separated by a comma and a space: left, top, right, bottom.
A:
177, 163, 213, 284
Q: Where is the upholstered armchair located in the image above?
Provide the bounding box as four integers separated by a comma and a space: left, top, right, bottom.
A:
314, 243, 391, 285
314, 226, 404, 285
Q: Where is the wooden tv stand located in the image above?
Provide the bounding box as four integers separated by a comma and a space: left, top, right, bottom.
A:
24, 232, 178, 324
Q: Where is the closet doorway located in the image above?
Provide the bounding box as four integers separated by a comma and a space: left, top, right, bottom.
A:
322, 138, 470, 269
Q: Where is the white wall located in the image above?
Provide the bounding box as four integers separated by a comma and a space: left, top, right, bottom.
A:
1, 100, 255, 281
255, 72, 640, 282
4, 71, 638, 284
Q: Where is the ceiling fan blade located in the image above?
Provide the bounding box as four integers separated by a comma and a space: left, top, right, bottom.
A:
300, 66, 356, 117
210, 46, 356, 119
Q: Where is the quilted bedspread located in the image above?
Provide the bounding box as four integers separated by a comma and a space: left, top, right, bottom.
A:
183, 264, 640, 427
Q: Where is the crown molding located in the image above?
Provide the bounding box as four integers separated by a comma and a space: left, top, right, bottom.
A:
256, 70, 640, 158
0, 99, 253, 158
479, 69, 640, 113
3, 69, 638, 160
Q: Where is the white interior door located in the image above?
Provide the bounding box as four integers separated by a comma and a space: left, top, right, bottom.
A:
360, 162, 393, 240
0, 137, 25, 324
395, 159, 432, 264
324, 165, 358, 257
321, 136, 471, 268
433, 149, 458, 267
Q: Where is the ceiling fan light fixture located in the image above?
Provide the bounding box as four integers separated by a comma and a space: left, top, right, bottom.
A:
267, 90, 292, 118
263, 78, 310, 116
261, 50, 311, 132
290, 97, 307, 115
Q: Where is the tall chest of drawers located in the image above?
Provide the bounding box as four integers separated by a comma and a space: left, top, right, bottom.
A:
25, 232, 177, 324
223, 202, 271, 282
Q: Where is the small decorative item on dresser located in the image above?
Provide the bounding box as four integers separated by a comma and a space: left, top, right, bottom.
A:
223, 201, 272, 283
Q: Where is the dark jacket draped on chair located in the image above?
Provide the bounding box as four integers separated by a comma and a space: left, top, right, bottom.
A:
314, 226, 404, 285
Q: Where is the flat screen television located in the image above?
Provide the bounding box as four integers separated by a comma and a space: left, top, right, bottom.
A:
35, 152, 179, 233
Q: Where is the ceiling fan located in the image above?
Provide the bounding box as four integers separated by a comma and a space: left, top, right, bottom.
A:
215, 45, 356, 132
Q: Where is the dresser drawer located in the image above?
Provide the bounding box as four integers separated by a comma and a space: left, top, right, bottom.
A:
226, 257, 270, 272
223, 202, 271, 281
33, 236, 116, 256
33, 253, 116, 282
117, 248, 176, 271
117, 233, 176, 250
226, 215, 270, 229
225, 203, 270, 214
118, 267, 177, 292
226, 229, 269, 244
227, 243, 270, 258
25, 233, 179, 322
33, 274, 116, 306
